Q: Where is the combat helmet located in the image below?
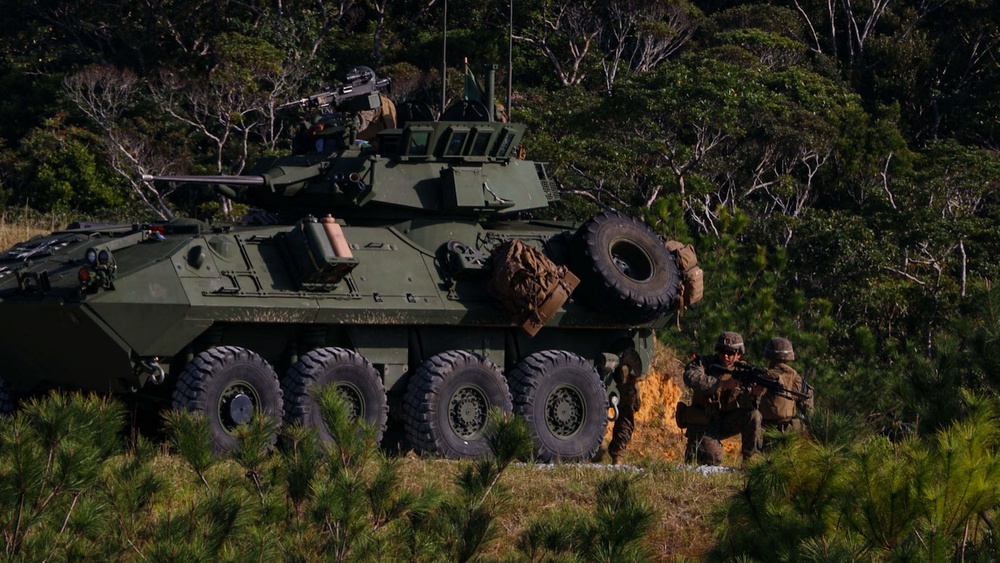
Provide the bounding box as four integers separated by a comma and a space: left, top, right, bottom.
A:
765, 337, 795, 361
715, 331, 745, 355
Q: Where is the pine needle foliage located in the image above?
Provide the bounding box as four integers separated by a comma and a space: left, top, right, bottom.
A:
279, 421, 324, 514
516, 506, 587, 561
0, 392, 125, 558
577, 472, 657, 561
0, 390, 665, 560
516, 472, 656, 562
709, 394, 1000, 562
93, 433, 162, 558
306, 384, 443, 561
162, 408, 217, 488
432, 409, 534, 562
230, 412, 282, 501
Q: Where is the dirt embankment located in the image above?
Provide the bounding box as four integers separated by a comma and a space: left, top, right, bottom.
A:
604, 343, 743, 465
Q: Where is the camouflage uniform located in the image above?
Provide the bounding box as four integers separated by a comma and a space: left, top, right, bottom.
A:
608, 348, 642, 464
682, 352, 763, 466
758, 337, 813, 437
759, 363, 808, 432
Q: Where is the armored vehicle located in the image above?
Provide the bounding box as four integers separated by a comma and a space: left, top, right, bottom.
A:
0, 65, 682, 461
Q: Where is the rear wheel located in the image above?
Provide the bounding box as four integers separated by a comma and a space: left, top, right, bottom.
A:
404, 350, 513, 458
283, 347, 388, 443
172, 346, 283, 454
509, 350, 608, 463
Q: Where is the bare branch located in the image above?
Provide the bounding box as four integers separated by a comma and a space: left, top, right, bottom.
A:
64, 65, 178, 219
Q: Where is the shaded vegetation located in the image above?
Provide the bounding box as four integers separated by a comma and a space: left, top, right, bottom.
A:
711, 394, 1000, 561
0, 390, 688, 560
0, 0, 997, 435
2, 0, 1000, 556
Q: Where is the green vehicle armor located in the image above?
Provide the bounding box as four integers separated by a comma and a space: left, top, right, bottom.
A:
0, 65, 684, 462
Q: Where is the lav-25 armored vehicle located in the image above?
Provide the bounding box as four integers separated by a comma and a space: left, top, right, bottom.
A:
0, 65, 681, 461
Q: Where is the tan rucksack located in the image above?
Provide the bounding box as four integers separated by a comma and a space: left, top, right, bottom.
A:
664, 240, 704, 309
488, 239, 580, 336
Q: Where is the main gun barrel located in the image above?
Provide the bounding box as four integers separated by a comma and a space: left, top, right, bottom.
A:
141, 174, 267, 186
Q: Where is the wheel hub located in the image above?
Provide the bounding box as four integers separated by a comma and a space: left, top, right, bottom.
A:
219, 381, 259, 432
228, 394, 253, 425
545, 385, 585, 439
337, 383, 364, 421
449, 386, 488, 440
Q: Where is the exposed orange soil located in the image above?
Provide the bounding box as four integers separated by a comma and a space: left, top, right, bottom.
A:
604, 342, 743, 465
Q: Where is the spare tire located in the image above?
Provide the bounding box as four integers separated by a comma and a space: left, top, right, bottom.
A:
574, 210, 679, 322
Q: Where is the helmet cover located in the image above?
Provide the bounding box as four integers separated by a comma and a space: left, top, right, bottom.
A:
715, 331, 745, 355
765, 337, 795, 361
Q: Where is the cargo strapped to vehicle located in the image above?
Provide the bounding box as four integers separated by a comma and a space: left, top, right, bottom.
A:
488, 238, 579, 336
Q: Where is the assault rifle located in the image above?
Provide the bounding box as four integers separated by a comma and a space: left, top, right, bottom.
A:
277, 66, 391, 112
711, 362, 812, 401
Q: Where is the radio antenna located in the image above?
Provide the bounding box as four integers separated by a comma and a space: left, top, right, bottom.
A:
507, 0, 513, 117
441, 0, 448, 115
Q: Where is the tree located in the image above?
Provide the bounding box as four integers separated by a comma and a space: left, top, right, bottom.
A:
10, 116, 130, 214
150, 33, 294, 216
64, 66, 179, 219
513, 0, 604, 87
710, 395, 1000, 562
599, 0, 702, 94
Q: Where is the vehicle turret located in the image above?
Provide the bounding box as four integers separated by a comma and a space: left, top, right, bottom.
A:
143, 67, 554, 222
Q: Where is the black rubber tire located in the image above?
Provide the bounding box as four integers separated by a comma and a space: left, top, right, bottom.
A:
575, 210, 679, 322
509, 350, 608, 463
172, 346, 283, 455
403, 350, 513, 459
283, 347, 388, 443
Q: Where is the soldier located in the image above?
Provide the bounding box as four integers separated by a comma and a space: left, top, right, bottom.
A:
758, 337, 813, 438
682, 331, 763, 466
608, 348, 642, 464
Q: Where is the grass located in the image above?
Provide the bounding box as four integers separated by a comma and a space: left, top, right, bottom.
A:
146, 450, 739, 561
0, 210, 62, 248
138, 343, 743, 561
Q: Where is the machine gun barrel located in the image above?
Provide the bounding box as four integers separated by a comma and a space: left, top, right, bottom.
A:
141, 174, 266, 186
277, 67, 390, 112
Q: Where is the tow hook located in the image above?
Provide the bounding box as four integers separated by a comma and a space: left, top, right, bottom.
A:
139, 358, 166, 385
609, 394, 620, 422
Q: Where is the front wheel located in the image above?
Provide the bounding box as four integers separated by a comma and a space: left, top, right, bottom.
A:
172, 346, 283, 454
509, 350, 608, 463
404, 350, 513, 458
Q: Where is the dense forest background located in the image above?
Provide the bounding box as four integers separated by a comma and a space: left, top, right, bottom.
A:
1, 0, 999, 437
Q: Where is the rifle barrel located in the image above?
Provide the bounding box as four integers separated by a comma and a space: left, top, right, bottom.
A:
713, 362, 812, 400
